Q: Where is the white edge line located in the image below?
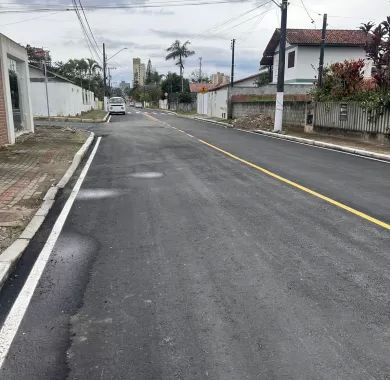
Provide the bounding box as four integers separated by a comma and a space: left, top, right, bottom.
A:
0, 137, 102, 369
106, 115, 111, 123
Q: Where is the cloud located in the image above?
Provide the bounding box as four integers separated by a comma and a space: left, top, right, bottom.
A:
150, 29, 227, 41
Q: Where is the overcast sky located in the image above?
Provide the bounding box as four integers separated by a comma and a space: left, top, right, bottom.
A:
0, 0, 388, 86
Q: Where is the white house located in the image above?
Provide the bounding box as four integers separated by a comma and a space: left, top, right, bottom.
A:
197, 74, 260, 119
29, 65, 96, 117
0, 34, 34, 146
260, 29, 372, 84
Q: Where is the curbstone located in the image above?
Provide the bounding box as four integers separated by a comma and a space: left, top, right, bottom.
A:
252, 129, 390, 162
0, 131, 95, 291
174, 113, 390, 162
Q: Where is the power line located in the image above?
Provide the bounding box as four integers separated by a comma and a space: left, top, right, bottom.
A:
212, 5, 276, 34
72, 0, 101, 63
299, 0, 316, 26
77, 0, 102, 57
204, 0, 272, 33
0, 0, 254, 13
0, 11, 60, 26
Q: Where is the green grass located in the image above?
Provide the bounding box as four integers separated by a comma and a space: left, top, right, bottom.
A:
78, 109, 107, 120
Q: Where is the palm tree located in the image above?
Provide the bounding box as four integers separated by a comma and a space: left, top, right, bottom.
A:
85, 58, 102, 90
165, 40, 195, 92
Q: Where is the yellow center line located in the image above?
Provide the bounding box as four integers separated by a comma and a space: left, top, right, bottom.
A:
197, 139, 390, 231
144, 112, 390, 230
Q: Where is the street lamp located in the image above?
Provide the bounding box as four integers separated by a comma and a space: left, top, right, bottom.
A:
107, 47, 128, 62
103, 45, 128, 109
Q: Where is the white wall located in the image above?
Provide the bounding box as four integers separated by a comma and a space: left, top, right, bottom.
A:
234, 76, 258, 87
0, 33, 34, 144
207, 87, 228, 119
197, 92, 208, 115
30, 81, 94, 117
272, 45, 371, 84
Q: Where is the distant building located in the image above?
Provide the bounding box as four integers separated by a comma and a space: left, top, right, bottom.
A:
133, 57, 146, 86
211, 72, 230, 86
119, 81, 130, 90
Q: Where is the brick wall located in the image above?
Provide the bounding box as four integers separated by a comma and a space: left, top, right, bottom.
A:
0, 62, 9, 145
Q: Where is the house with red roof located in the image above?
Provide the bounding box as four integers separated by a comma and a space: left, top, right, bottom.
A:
260, 28, 372, 85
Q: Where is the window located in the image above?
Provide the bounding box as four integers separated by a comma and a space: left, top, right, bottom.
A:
288, 51, 295, 68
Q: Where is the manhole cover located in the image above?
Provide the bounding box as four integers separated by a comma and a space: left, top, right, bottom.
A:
130, 172, 164, 179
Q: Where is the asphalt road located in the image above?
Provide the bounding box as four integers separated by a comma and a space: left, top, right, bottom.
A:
0, 109, 389, 379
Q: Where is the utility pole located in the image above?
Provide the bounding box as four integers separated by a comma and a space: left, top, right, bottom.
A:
43, 59, 50, 121
230, 38, 235, 87
318, 13, 327, 87
103, 43, 107, 108
199, 57, 202, 83
273, 0, 288, 133
228, 39, 236, 119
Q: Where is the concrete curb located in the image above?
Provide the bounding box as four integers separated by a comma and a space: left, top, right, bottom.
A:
0, 131, 95, 290
34, 112, 109, 123
175, 114, 390, 162
251, 129, 390, 162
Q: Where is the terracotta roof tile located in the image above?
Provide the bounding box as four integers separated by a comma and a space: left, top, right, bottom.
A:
286, 29, 367, 46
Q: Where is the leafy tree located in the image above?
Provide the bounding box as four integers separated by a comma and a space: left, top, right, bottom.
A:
361, 17, 390, 90
255, 72, 271, 87
190, 70, 210, 83
161, 72, 189, 94
165, 40, 195, 92
311, 59, 366, 101
26, 45, 52, 67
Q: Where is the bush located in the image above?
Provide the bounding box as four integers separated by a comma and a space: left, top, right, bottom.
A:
178, 92, 193, 103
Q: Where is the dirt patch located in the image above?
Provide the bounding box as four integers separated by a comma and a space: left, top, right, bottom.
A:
232, 114, 273, 131
0, 126, 89, 252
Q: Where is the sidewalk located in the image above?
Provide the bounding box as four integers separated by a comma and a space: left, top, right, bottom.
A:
183, 113, 390, 157
0, 126, 89, 252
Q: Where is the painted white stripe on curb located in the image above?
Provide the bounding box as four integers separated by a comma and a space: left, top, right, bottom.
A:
0, 137, 102, 369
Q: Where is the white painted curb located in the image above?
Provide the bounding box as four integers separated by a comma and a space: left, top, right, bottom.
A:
178, 114, 390, 162
0, 132, 95, 290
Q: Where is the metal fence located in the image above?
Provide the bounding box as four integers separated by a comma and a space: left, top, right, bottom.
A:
314, 102, 390, 135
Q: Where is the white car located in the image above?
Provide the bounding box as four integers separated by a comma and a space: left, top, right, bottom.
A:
108, 97, 126, 115
135, 102, 143, 109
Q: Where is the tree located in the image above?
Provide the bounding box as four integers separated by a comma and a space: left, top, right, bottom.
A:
165, 40, 195, 92
26, 45, 52, 67
311, 59, 366, 101
161, 72, 189, 94
361, 17, 390, 90
145, 59, 152, 84
190, 70, 210, 83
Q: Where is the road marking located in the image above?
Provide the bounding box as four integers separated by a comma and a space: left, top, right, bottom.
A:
192, 118, 390, 164
127, 112, 132, 115
196, 138, 390, 230
106, 115, 111, 123
0, 137, 102, 368
146, 112, 389, 230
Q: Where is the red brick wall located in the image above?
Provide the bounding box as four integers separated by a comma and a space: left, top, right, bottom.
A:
0, 62, 9, 145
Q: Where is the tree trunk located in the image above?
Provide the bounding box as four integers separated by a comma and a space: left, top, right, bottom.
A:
180, 55, 184, 93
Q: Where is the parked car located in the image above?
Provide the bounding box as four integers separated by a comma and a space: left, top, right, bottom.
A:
135, 102, 143, 109
108, 97, 126, 115
129, 101, 135, 107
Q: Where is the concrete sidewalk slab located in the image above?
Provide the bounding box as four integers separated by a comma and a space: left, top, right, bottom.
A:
0, 127, 95, 291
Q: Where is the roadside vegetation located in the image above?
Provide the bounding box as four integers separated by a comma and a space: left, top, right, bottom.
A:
311, 17, 390, 115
